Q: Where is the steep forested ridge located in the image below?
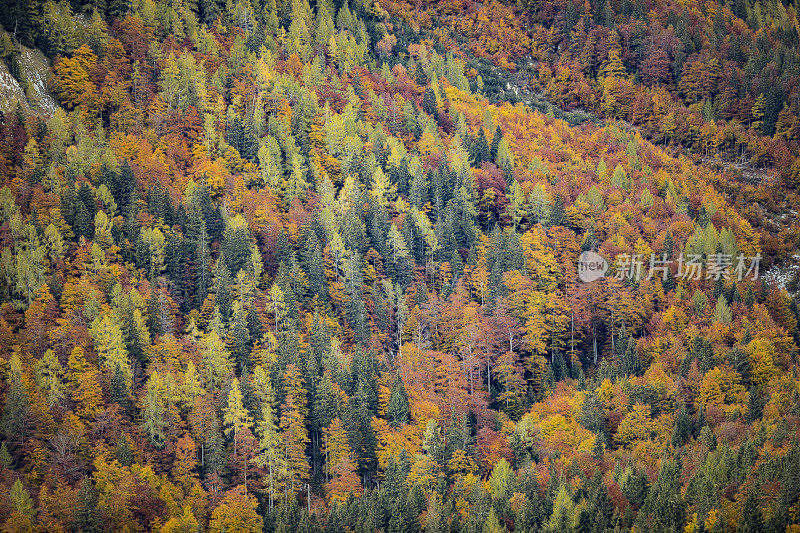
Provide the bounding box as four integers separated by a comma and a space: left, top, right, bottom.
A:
0, 0, 799, 531
378, 0, 800, 170
376, 0, 800, 266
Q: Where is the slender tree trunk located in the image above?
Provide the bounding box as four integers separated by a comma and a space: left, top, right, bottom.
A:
570, 312, 575, 364
487, 361, 491, 398
269, 464, 274, 511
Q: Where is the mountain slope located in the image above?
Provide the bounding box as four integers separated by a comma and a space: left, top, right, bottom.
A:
0, 1, 798, 532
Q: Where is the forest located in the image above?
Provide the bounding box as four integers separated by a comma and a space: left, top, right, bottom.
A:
0, 0, 799, 531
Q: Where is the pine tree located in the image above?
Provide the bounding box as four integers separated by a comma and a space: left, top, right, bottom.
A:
212, 255, 233, 320
408, 156, 428, 208
489, 125, 503, 161
72, 477, 101, 533
751, 93, 766, 133
640, 459, 685, 531
287, 0, 313, 60
508, 179, 528, 230
314, 0, 335, 47
746, 386, 764, 423
528, 183, 551, 226
201, 330, 233, 389
254, 366, 286, 510
267, 282, 287, 337
611, 164, 629, 191
471, 128, 490, 165
422, 87, 438, 119
620, 338, 640, 377
34, 349, 65, 409
314, 369, 344, 433
222, 215, 254, 277
386, 376, 410, 427
370, 167, 395, 208
550, 195, 565, 227
672, 402, 692, 447
223, 378, 253, 457
280, 386, 310, 493
141, 370, 167, 447
90, 314, 132, 395
115, 433, 134, 467
344, 391, 378, 478
108, 0, 129, 18
285, 154, 310, 204
195, 219, 211, 309
713, 296, 732, 324
302, 229, 326, 300
228, 301, 251, 370
2, 354, 32, 454
739, 490, 764, 532
387, 223, 411, 266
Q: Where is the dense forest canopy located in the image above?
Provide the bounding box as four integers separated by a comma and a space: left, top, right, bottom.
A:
0, 0, 799, 531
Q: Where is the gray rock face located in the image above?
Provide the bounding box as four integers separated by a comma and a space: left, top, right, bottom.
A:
0, 44, 58, 116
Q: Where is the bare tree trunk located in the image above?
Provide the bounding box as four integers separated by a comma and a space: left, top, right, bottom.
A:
269, 465, 274, 511
570, 312, 575, 364
487, 361, 491, 398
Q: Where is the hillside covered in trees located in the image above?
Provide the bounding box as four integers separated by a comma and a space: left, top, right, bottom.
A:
0, 0, 799, 531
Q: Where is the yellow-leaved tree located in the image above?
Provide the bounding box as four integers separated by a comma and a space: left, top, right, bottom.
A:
615, 403, 656, 448
697, 366, 746, 414
209, 485, 263, 533
747, 338, 779, 389
67, 347, 103, 422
